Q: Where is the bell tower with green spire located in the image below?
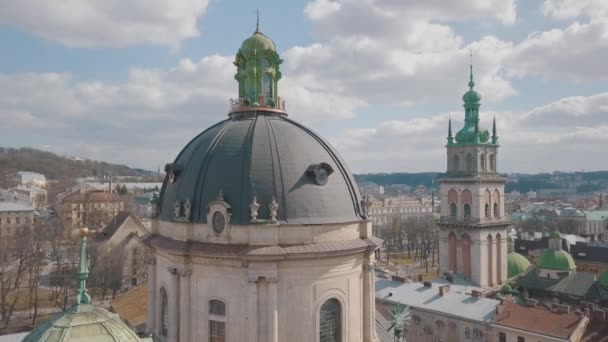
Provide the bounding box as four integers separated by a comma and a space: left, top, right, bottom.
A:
437, 61, 509, 289
232, 12, 284, 111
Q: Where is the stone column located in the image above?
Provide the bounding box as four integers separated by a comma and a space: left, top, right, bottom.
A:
168, 267, 180, 342
267, 277, 279, 342
179, 270, 191, 342
247, 277, 259, 342
147, 259, 157, 332
363, 261, 378, 341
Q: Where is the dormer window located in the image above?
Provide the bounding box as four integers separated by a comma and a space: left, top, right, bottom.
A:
164, 163, 183, 183
307, 163, 334, 186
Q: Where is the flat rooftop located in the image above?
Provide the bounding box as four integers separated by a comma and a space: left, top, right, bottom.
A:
376, 279, 499, 322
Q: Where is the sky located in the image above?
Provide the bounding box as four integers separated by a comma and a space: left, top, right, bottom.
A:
1, 0, 607, 174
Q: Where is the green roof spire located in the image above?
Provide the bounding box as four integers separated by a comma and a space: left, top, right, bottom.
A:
447, 116, 454, 145
454, 53, 490, 145
76, 227, 91, 305
468, 62, 475, 90
255, 9, 260, 33
492, 115, 498, 144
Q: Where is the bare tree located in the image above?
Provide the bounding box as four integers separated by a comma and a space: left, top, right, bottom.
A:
416, 217, 439, 273
0, 226, 32, 328
403, 217, 419, 259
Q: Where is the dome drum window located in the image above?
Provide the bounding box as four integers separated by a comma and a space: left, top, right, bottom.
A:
307, 163, 334, 186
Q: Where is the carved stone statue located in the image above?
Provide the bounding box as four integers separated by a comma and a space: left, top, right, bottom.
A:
249, 196, 260, 223
183, 199, 192, 221
269, 196, 279, 224
388, 304, 411, 342
174, 200, 182, 219
361, 194, 370, 218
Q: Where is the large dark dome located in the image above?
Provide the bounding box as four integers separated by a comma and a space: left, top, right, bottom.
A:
158, 111, 364, 225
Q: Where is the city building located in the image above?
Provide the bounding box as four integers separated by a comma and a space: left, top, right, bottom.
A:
376, 279, 499, 342
17, 171, 47, 189
581, 210, 608, 241
58, 188, 124, 232
144, 22, 380, 342
491, 300, 589, 342
23, 228, 149, 341
516, 232, 608, 306
437, 64, 509, 289
96, 211, 150, 289
14, 184, 47, 210
367, 195, 433, 227
0, 189, 34, 238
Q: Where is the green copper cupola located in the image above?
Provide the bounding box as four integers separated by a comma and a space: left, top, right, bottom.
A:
233, 15, 284, 111
454, 63, 492, 145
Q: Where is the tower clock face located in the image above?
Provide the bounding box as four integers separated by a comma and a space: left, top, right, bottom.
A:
262, 58, 270, 68
212, 211, 226, 234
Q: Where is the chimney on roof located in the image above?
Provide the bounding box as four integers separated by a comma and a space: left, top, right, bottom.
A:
439, 285, 450, 296
471, 290, 482, 298
423, 281, 432, 288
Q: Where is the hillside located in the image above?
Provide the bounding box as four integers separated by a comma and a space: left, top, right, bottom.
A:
354, 171, 608, 194
0, 147, 157, 189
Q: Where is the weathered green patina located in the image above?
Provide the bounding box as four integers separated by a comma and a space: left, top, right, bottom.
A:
536, 249, 577, 271
507, 252, 531, 278
450, 63, 498, 146
234, 14, 283, 107
23, 228, 147, 342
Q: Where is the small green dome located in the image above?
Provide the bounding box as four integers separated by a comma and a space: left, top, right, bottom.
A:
500, 284, 512, 292
508, 252, 531, 278
240, 30, 276, 53
23, 304, 145, 341
548, 230, 561, 239
537, 249, 576, 271
599, 271, 608, 287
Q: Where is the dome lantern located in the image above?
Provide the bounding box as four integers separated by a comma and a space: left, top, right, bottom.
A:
232, 12, 284, 113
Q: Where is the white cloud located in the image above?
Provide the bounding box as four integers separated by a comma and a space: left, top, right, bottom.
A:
0, 0, 209, 49
543, 0, 608, 20
304, 0, 342, 20
507, 20, 608, 81
0, 53, 363, 169
330, 92, 608, 173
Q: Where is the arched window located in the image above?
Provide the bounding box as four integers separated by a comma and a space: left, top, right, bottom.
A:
464, 203, 471, 220
462, 234, 472, 279
490, 154, 496, 171
494, 203, 499, 219
160, 287, 168, 338
320, 298, 341, 342
484, 190, 491, 219
209, 300, 226, 342
449, 232, 457, 272
450, 203, 457, 218
262, 74, 272, 102
496, 233, 503, 284
480, 154, 486, 171
452, 155, 460, 171
487, 234, 493, 286
466, 154, 474, 171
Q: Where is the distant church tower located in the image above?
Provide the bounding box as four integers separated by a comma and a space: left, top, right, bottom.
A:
437, 64, 509, 288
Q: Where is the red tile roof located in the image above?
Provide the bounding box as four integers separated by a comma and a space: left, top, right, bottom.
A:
493, 302, 585, 339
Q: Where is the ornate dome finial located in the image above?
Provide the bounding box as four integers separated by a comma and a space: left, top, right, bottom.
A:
256, 8, 260, 33
468, 51, 475, 90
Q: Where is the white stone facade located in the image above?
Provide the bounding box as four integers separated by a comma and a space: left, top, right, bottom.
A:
146, 220, 379, 342
438, 138, 509, 288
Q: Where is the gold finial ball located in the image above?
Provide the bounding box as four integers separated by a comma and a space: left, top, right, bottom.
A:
80, 227, 89, 236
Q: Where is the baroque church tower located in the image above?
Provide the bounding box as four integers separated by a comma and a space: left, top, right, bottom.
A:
438, 65, 509, 289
